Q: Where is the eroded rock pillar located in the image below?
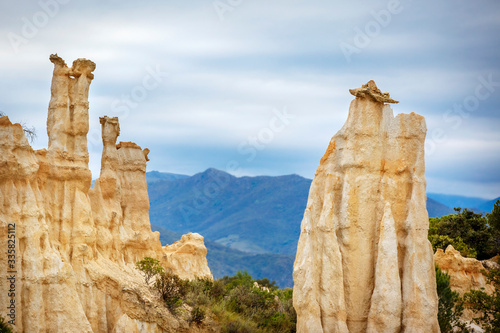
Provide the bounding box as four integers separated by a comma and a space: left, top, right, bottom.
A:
293, 81, 439, 333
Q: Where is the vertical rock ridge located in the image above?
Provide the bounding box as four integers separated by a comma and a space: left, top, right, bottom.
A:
293, 80, 439, 332
0, 55, 212, 332
367, 202, 402, 333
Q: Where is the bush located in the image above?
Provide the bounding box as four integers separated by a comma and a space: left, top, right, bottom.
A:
435, 266, 469, 332
221, 320, 255, 333
190, 306, 206, 325
429, 208, 496, 259
154, 271, 188, 312
464, 269, 500, 333
136, 257, 164, 285
0, 316, 13, 333
143, 268, 296, 331
430, 234, 477, 258
185, 278, 213, 307
255, 277, 277, 290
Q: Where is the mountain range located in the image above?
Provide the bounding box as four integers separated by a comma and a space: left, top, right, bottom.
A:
146, 169, 499, 287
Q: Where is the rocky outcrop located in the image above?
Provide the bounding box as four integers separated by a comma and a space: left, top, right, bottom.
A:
293, 80, 439, 332
435, 245, 494, 295
0, 55, 211, 333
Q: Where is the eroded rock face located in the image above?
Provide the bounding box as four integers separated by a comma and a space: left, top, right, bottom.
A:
293, 81, 440, 333
435, 245, 494, 296
0, 55, 212, 333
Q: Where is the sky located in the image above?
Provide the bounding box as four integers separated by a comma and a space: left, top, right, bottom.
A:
0, 0, 499, 199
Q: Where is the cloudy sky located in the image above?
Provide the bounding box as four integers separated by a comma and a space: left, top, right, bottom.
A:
1, 0, 499, 198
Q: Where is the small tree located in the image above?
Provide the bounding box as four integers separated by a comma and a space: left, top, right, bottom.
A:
190, 306, 206, 325
436, 266, 469, 332
155, 271, 188, 311
0, 315, 13, 333
464, 269, 500, 333
487, 200, 500, 255
136, 257, 164, 285
429, 209, 494, 259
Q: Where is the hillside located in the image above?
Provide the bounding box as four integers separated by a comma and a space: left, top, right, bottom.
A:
145, 170, 498, 288
146, 170, 189, 183
478, 197, 500, 212
146, 169, 463, 254
148, 168, 310, 255
427, 197, 455, 217
152, 224, 295, 288
426, 193, 499, 214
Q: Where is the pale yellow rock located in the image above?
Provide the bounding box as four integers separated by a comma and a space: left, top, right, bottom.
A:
0, 55, 212, 333
293, 80, 440, 333
434, 245, 494, 296
435, 245, 495, 330
161, 233, 212, 280
366, 203, 401, 333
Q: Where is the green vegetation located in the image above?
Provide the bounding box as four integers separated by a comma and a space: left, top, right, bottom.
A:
0, 315, 13, 333
138, 199, 500, 331
136, 260, 296, 332
430, 200, 500, 332
435, 266, 469, 333
153, 224, 295, 288
464, 269, 500, 333
184, 272, 296, 332
155, 271, 189, 311
136, 257, 164, 285
429, 202, 500, 259
148, 169, 499, 288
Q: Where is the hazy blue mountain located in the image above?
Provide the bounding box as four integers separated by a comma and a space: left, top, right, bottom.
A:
151, 224, 294, 288
427, 197, 455, 217
148, 168, 310, 255
146, 171, 189, 183
478, 197, 500, 213
147, 169, 461, 254
427, 193, 493, 213
92, 171, 188, 188
145, 168, 498, 288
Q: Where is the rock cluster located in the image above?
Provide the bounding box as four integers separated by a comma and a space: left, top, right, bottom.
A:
293, 81, 439, 332
435, 245, 494, 296
0, 55, 211, 333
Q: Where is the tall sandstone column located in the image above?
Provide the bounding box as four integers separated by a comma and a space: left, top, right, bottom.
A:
0, 54, 212, 333
293, 81, 439, 333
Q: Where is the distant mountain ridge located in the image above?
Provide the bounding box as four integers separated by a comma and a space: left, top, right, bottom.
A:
147, 168, 309, 255
151, 224, 294, 287
427, 193, 498, 214
145, 169, 498, 287
146, 170, 189, 183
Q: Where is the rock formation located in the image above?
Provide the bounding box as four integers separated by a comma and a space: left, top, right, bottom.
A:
0, 55, 212, 333
435, 245, 494, 296
293, 80, 440, 332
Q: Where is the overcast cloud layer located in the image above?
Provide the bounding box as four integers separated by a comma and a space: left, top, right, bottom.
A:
1, 0, 499, 198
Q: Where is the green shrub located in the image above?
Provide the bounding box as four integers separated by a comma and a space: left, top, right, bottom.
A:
0, 316, 13, 333
154, 271, 187, 312
430, 234, 477, 258
145, 269, 296, 331
222, 271, 254, 290
464, 269, 500, 333
210, 278, 226, 300
136, 257, 164, 285
221, 319, 255, 333
255, 277, 277, 290
429, 209, 494, 260
436, 266, 469, 332
190, 306, 206, 325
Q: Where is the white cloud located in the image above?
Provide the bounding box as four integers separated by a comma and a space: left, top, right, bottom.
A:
0, 0, 499, 198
